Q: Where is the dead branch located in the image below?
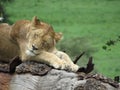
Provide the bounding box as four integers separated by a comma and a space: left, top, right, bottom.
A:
77, 57, 94, 74
73, 52, 85, 64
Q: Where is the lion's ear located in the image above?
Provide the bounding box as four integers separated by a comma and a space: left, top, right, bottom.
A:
31, 16, 40, 26
55, 32, 63, 42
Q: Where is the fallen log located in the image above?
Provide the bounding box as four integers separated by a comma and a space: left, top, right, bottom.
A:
0, 56, 119, 90
10, 67, 119, 90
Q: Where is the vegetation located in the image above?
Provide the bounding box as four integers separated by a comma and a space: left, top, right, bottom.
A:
2, 0, 120, 78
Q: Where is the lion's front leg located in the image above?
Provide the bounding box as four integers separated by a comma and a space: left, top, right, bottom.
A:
33, 51, 79, 72
22, 50, 79, 72
34, 51, 69, 70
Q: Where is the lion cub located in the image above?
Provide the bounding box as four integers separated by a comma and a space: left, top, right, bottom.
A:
0, 16, 79, 72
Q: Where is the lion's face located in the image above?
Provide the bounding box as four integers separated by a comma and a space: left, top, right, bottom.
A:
26, 29, 54, 56
24, 16, 62, 56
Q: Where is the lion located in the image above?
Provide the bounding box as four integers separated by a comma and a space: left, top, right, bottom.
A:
0, 16, 79, 72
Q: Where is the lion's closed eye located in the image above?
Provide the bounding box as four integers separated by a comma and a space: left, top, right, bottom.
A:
34, 34, 39, 38
42, 40, 47, 46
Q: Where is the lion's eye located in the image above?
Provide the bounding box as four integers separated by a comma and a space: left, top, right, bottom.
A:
34, 34, 39, 38
42, 41, 47, 46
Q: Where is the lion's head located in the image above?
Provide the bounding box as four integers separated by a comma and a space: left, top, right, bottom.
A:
10, 16, 62, 56
25, 16, 62, 56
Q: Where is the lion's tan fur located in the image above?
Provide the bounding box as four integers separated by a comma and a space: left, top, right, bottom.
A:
0, 16, 79, 72
0, 24, 19, 62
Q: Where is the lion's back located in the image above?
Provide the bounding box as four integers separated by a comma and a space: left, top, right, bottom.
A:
0, 23, 19, 62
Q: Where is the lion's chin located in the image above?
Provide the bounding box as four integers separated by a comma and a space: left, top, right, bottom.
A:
26, 50, 37, 56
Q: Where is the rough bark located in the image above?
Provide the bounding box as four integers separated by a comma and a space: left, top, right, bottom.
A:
0, 59, 119, 90
9, 69, 120, 90
9, 61, 120, 90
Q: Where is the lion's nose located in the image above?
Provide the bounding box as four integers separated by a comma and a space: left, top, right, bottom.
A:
32, 45, 38, 50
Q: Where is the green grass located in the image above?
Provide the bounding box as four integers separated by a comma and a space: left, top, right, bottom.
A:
2, 0, 120, 78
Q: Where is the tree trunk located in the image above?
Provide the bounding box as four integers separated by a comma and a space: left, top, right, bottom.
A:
9, 69, 120, 90
9, 61, 120, 90
0, 61, 120, 90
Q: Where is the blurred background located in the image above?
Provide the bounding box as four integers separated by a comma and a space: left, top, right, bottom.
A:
0, 0, 120, 79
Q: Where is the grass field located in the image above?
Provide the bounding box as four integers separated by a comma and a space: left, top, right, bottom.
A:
2, 0, 120, 78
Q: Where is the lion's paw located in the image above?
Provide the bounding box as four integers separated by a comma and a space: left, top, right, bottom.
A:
50, 61, 79, 72
70, 64, 79, 72
52, 63, 61, 69
51, 61, 67, 70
